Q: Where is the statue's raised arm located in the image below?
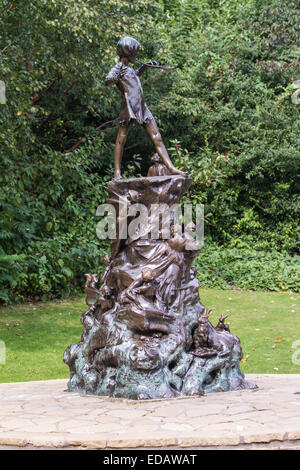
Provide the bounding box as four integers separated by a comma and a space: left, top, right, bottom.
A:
104, 36, 187, 180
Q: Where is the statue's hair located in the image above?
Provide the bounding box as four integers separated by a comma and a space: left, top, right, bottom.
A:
117, 36, 140, 58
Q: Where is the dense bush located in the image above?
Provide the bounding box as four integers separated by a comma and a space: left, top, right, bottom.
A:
0, 141, 112, 302
0, 0, 150, 302
0, 0, 299, 302
155, 0, 300, 252
195, 239, 300, 292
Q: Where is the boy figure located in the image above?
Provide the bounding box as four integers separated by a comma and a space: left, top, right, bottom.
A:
105, 36, 187, 179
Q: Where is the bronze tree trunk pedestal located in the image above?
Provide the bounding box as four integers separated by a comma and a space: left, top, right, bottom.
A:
63, 175, 256, 399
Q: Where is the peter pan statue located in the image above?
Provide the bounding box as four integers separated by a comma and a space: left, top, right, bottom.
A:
105, 36, 187, 179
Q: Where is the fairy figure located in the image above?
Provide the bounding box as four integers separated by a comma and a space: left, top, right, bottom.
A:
105, 36, 187, 179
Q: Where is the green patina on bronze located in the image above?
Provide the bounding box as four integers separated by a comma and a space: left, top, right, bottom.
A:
64, 175, 256, 399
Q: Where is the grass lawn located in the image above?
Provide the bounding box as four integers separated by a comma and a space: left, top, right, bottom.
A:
0, 289, 299, 383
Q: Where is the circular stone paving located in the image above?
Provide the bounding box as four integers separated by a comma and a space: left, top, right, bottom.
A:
0, 374, 299, 449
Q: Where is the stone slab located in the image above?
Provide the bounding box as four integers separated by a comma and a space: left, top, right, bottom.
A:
0, 374, 299, 449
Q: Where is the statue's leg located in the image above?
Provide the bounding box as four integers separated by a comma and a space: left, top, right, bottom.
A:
145, 119, 187, 176
114, 124, 129, 179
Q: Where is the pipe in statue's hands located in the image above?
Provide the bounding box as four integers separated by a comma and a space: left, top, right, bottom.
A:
144, 61, 175, 70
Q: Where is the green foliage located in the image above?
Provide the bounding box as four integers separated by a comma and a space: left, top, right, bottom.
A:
0, 136, 112, 302
0, 0, 153, 302
0, 250, 26, 303
0, 0, 299, 302
15, 236, 109, 302
195, 240, 300, 292
152, 0, 300, 251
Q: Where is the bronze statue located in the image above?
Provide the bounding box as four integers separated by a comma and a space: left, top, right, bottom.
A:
147, 153, 169, 177
97, 285, 114, 315
84, 273, 99, 309
192, 309, 240, 359
63, 41, 257, 398
117, 267, 173, 334
215, 314, 230, 332
192, 309, 217, 357
65, 174, 257, 398
100, 254, 112, 284
105, 36, 187, 179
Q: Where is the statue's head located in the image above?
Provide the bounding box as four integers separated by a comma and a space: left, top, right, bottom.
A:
117, 36, 140, 62
150, 153, 161, 164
